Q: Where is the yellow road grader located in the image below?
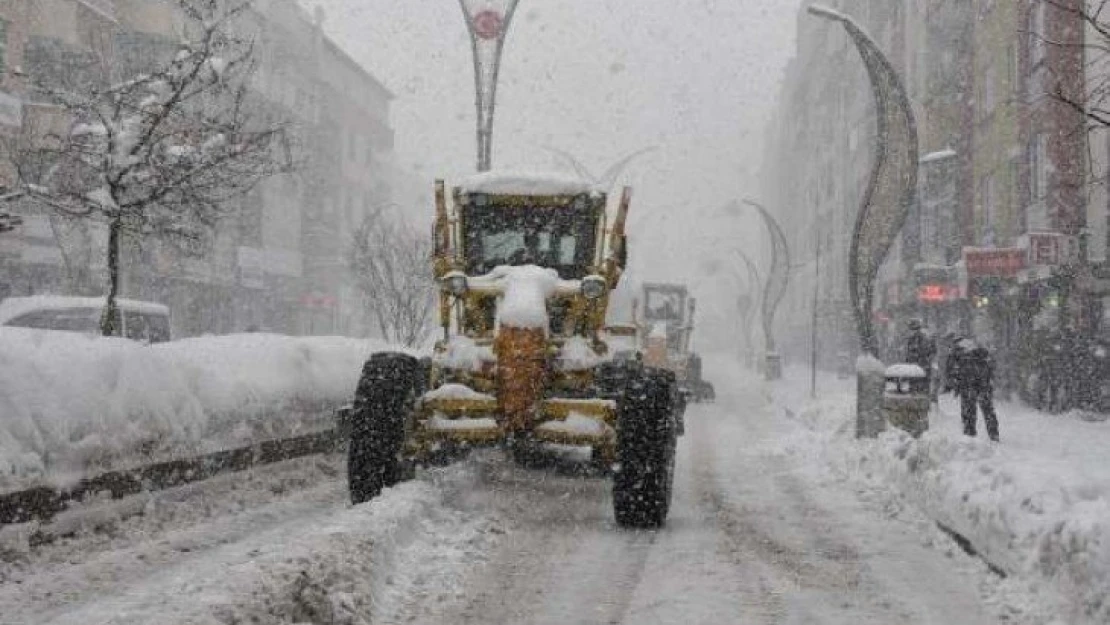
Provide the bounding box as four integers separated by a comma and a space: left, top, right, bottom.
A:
635, 283, 716, 403
344, 172, 682, 528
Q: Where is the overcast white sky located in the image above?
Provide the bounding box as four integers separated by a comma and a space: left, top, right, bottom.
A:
301, 0, 801, 340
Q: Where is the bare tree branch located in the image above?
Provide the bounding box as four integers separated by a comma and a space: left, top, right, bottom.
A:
4, 0, 292, 336
349, 209, 435, 347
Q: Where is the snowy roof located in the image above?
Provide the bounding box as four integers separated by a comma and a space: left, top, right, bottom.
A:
0, 295, 170, 325
457, 171, 600, 196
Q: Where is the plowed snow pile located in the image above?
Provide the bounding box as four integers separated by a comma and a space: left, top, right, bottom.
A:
770, 371, 1110, 625
0, 329, 394, 490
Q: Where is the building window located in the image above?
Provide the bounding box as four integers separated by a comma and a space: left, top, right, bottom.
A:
980, 174, 996, 244
981, 65, 996, 118
1031, 2, 1046, 68
1028, 134, 1050, 230
0, 19, 8, 73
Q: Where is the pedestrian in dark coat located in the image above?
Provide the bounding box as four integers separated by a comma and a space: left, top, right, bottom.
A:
905, 319, 937, 396
944, 337, 1000, 441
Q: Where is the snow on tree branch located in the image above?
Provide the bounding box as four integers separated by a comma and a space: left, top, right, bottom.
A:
4, 0, 293, 336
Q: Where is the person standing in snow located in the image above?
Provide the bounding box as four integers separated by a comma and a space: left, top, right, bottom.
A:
943, 336, 1000, 441
904, 319, 937, 398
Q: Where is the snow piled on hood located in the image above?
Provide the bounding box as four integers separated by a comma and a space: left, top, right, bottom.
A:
470, 265, 579, 330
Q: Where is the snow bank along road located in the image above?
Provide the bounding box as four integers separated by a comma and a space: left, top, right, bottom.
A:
1, 360, 1037, 625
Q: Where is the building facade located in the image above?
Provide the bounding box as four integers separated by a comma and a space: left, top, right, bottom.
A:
764, 0, 1093, 390
0, 0, 398, 339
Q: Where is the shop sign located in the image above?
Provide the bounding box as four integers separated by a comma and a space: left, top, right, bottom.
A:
913, 264, 958, 303
917, 284, 959, 303
963, 247, 1025, 277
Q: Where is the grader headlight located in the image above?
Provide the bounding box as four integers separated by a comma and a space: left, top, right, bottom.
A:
443, 271, 469, 297
581, 275, 606, 300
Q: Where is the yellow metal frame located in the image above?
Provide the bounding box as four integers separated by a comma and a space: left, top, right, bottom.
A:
414, 179, 634, 465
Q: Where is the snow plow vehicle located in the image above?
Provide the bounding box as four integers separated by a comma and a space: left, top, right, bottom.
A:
344, 172, 681, 528
636, 283, 716, 403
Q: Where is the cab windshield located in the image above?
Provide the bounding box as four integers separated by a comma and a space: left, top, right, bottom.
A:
644, 290, 685, 322
462, 204, 598, 279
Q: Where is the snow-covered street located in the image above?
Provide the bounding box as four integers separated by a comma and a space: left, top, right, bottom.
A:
3, 357, 1071, 625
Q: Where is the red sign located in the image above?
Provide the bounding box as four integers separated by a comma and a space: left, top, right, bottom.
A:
472, 10, 503, 40
917, 284, 958, 303
300, 293, 337, 308
963, 248, 1024, 277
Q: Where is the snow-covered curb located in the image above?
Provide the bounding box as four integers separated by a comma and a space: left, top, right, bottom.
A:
12, 468, 500, 625
772, 374, 1110, 624
0, 329, 403, 491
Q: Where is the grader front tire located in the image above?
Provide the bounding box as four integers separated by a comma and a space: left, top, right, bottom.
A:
348, 353, 420, 505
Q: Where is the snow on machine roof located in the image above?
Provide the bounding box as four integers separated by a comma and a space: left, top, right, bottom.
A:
457, 171, 602, 196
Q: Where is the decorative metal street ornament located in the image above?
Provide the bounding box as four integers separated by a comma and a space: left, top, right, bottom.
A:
733, 248, 763, 369
743, 199, 791, 380
808, 5, 919, 358
541, 145, 659, 191
808, 5, 919, 437
458, 0, 522, 172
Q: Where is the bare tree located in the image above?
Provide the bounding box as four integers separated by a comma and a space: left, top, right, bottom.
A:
1041, 0, 1110, 126
349, 209, 435, 347
7, 0, 291, 335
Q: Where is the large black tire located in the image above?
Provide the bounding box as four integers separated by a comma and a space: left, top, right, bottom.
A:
348, 352, 421, 504
613, 369, 677, 528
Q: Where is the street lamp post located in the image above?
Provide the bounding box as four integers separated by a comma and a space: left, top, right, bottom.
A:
808, 5, 919, 437
732, 248, 763, 369
743, 199, 791, 380
458, 0, 522, 172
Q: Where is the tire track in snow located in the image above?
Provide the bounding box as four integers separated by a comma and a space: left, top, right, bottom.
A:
687, 400, 922, 624
399, 452, 658, 625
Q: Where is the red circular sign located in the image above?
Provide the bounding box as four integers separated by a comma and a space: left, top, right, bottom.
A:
472, 9, 503, 40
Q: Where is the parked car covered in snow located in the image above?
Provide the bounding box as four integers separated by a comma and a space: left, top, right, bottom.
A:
0, 295, 172, 343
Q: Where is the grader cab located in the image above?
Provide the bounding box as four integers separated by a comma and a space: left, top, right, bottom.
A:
345, 172, 681, 528
636, 283, 716, 403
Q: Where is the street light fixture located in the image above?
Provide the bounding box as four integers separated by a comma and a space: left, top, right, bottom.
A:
808, 5, 920, 437
742, 199, 791, 380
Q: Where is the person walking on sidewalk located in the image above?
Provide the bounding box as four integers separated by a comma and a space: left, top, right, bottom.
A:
943, 337, 1000, 442
905, 319, 937, 401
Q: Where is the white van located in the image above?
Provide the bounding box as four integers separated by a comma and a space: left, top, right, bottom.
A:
0, 295, 172, 343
